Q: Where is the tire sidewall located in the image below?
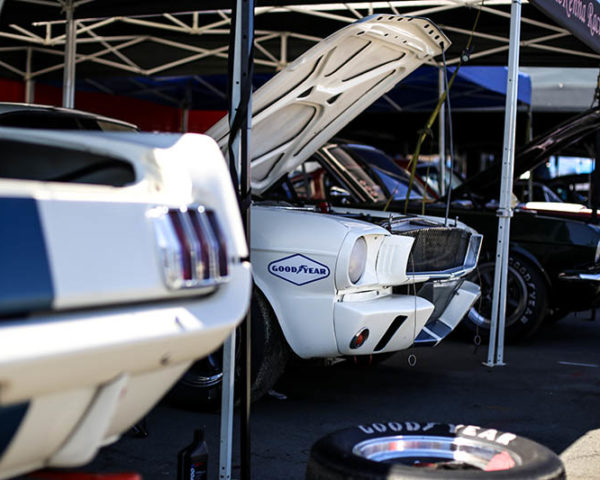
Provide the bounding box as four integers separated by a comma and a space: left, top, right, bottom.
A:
465, 254, 548, 342
168, 288, 288, 409
307, 422, 564, 480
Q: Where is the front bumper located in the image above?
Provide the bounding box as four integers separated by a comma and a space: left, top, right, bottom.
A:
334, 294, 434, 355
413, 280, 481, 347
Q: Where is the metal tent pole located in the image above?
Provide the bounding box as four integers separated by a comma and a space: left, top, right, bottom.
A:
62, 0, 76, 108
219, 330, 236, 480
486, 0, 522, 367
219, 1, 254, 479
25, 47, 35, 103
438, 67, 447, 196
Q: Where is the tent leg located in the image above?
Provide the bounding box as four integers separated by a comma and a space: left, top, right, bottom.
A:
438, 67, 446, 196
25, 47, 35, 104
220, 1, 254, 480
486, 0, 522, 367
238, 6, 254, 479
219, 333, 236, 480
62, 0, 76, 108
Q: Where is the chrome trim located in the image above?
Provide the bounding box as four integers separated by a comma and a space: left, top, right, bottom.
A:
352, 434, 520, 470
195, 206, 222, 280
560, 272, 600, 282
580, 273, 600, 281
178, 208, 204, 282
149, 205, 230, 290
148, 206, 184, 290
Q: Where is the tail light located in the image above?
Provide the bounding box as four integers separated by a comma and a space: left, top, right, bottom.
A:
149, 205, 229, 290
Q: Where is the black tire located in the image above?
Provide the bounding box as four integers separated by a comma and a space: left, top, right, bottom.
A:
306, 421, 565, 480
167, 288, 289, 410
460, 254, 548, 343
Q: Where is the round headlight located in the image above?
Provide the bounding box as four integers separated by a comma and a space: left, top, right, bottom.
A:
349, 236, 367, 284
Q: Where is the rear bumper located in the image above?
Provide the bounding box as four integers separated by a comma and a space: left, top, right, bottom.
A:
414, 280, 480, 347
0, 261, 251, 479
334, 294, 434, 355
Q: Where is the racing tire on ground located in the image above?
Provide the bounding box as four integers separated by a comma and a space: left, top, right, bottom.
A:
167, 288, 289, 410
306, 422, 565, 480
460, 254, 548, 343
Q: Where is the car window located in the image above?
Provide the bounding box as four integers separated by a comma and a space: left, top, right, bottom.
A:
288, 160, 327, 200
0, 111, 137, 132
416, 165, 463, 194
287, 159, 353, 202
342, 145, 428, 200
328, 147, 386, 202
0, 139, 135, 186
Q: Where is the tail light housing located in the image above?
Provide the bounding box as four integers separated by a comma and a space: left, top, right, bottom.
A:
149, 205, 229, 290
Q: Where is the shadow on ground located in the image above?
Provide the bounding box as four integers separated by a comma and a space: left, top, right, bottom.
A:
81, 310, 600, 479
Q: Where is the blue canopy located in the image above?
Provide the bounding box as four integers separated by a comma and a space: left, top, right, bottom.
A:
72, 65, 531, 112
370, 65, 532, 112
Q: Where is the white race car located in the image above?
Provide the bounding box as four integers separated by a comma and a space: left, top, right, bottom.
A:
175, 15, 482, 406
0, 129, 251, 478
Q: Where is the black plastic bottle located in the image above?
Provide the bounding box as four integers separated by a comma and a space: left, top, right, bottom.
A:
177, 428, 208, 480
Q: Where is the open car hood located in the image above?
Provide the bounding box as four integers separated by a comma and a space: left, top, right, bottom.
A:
207, 15, 449, 195
453, 107, 600, 201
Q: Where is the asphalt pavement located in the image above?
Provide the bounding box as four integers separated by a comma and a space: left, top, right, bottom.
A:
80, 309, 600, 479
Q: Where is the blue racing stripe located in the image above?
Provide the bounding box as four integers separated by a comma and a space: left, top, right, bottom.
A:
0, 197, 54, 316
0, 403, 29, 458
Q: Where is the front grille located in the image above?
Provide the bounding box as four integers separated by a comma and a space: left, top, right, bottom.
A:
404, 227, 471, 273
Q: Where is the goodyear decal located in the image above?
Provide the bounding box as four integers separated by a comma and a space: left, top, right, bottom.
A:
268, 254, 330, 286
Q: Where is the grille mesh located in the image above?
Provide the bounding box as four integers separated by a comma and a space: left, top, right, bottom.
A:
404, 228, 471, 273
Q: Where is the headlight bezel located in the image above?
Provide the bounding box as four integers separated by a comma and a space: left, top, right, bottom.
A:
335, 230, 386, 291
348, 236, 368, 284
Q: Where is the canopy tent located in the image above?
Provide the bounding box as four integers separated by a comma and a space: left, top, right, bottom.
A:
0, 0, 598, 92
0, 0, 594, 475
521, 67, 598, 112
371, 65, 532, 111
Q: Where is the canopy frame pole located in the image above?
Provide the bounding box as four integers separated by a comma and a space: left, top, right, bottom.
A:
62, 0, 76, 108
25, 47, 35, 103
486, 0, 522, 367
219, 1, 254, 480
219, 331, 236, 480
438, 67, 447, 196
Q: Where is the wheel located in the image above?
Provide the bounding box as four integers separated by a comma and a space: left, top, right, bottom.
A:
167, 288, 289, 410
460, 254, 548, 343
306, 422, 565, 480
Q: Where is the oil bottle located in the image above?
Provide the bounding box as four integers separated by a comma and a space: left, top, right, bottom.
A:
177, 428, 208, 480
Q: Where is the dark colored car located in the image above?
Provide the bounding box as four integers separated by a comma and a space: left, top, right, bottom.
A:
266, 109, 600, 341
544, 173, 591, 205
513, 180, 563, 203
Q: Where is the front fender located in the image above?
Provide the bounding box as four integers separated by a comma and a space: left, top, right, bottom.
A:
251, 205, 393, 358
